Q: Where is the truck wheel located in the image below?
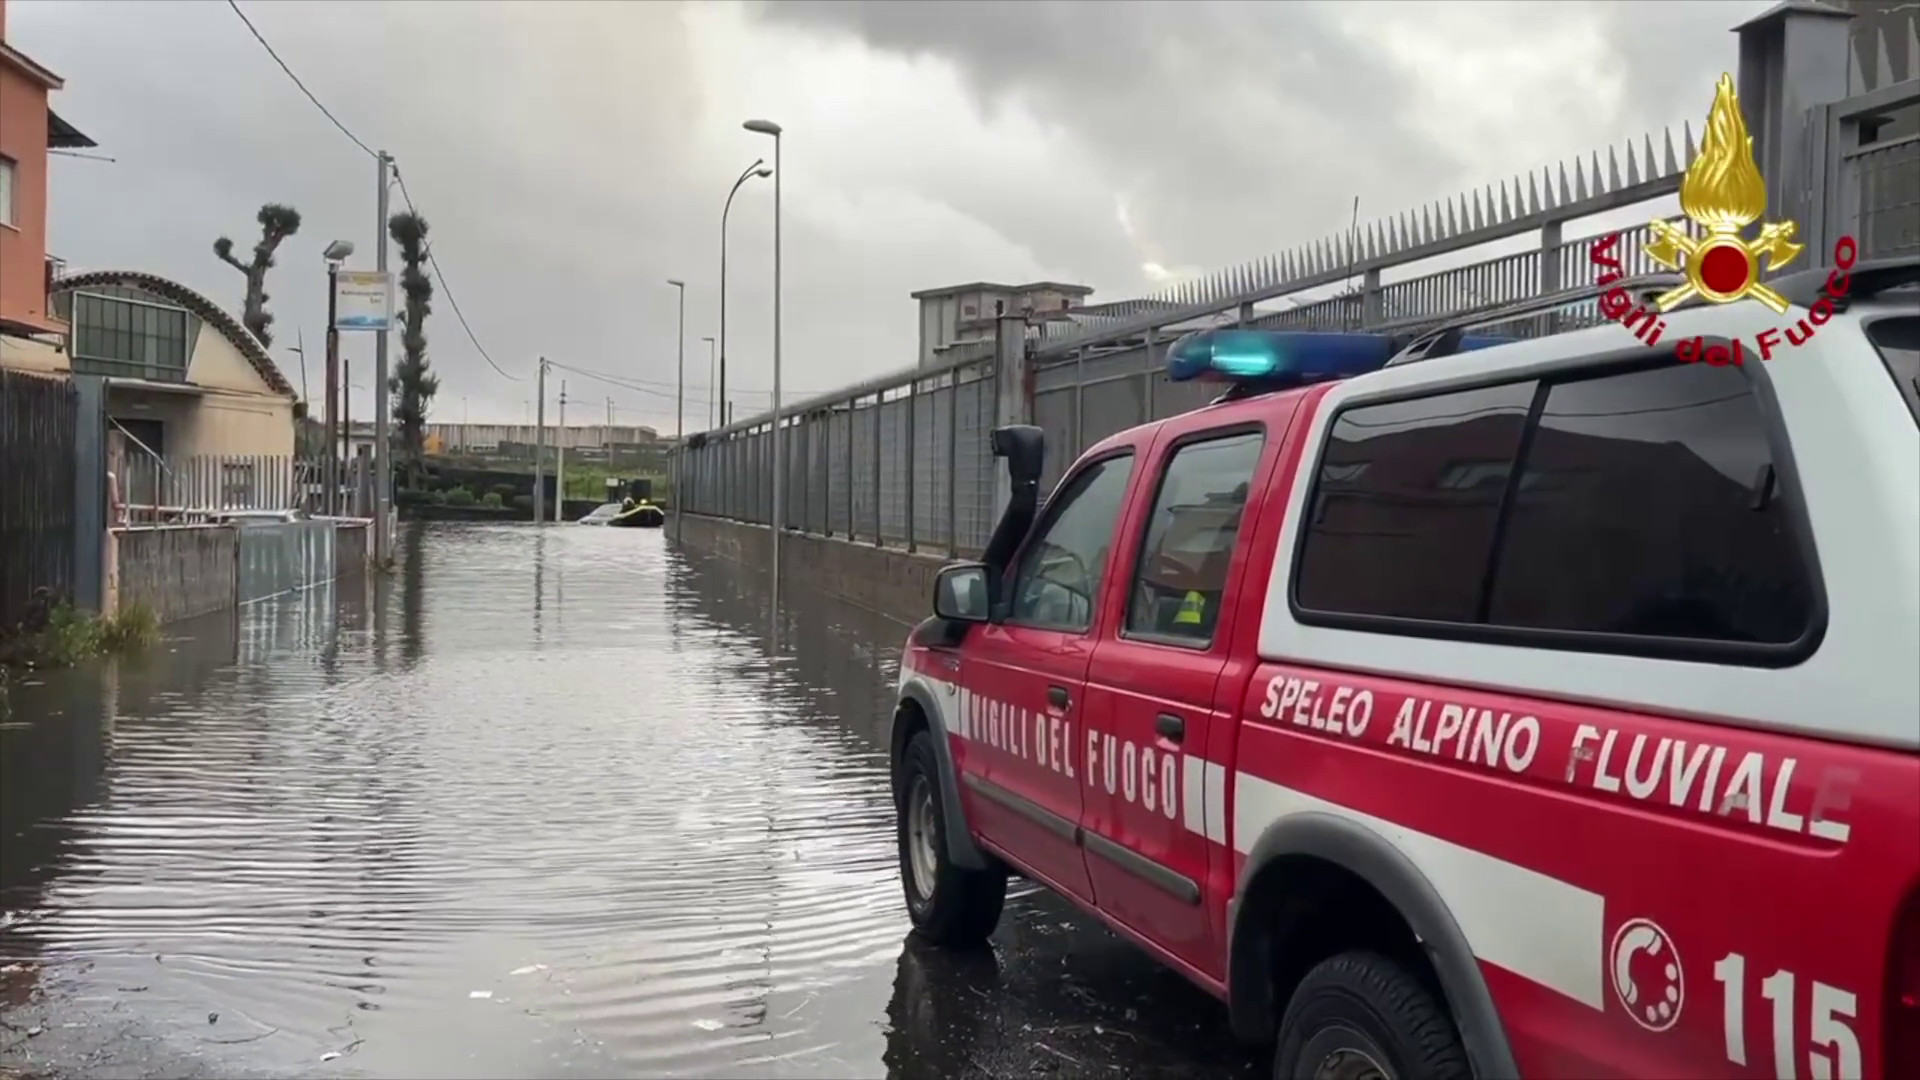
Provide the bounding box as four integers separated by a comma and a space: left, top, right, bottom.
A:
897, 731, 1005, 947
1273, 951, 1469, 1080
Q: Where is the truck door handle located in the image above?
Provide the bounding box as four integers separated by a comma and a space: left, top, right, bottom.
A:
1155, 713, 1186, 742
1047, 685, 1071, 709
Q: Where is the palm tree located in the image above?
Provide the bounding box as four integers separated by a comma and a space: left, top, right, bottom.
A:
387, 210, 438, 487
213, 203, 301, 347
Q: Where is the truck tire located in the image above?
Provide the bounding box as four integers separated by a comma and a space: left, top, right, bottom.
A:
897, 731, 1005, 947
1273, 951, 1470, 1080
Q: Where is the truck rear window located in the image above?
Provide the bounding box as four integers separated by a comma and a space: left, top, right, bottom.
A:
1871, 315, 1920, 425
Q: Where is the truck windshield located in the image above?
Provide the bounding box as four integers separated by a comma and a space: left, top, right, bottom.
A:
1870, 314, 1920, 426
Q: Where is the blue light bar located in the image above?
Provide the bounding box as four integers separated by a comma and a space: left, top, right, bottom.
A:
1165, 328, 1519, 386
1166, 329, 1393, 385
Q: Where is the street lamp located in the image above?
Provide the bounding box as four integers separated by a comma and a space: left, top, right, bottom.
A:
743, 118, 782, 650
668, 277, 686, 536
719, 159, 771, 430
322, 240, 354, 516
701, 336, 716, 429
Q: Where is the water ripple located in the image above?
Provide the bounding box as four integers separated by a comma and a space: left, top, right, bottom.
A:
2, 525, 913, 1077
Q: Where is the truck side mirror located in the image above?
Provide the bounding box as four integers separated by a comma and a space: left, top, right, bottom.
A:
933, 563, 990, 622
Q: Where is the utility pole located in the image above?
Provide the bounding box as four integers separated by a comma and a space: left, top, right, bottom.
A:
324, 262, 340, 516
743, 119, 784, 652
668, 278, 686, 538
374, 150, 394, 565
556, 379, 568, 524
534, 358, 547, 525
342, 356, 352, 515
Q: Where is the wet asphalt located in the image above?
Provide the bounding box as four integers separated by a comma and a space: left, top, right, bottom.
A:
0, 523, 1264, 1079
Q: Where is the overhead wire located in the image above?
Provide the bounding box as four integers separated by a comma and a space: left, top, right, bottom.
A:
227, 0, 519, 383
392, 166, 520, 382
225, 0, 376, 160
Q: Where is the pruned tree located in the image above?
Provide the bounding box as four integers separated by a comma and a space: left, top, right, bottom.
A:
213, 203, 302, 348
387, 210, 438, 486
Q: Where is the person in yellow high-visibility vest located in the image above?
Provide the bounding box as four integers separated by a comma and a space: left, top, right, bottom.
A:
1173, 589, 1208, 627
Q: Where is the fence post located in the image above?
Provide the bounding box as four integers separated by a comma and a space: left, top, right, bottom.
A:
1735, 2, 1854, 252
871, 396, 882, 545
947, 371, 959, 558
1142, 328, 1157, 419
71, 374, 107, 612
905, 381, 917, 552
847, 406, 858, 543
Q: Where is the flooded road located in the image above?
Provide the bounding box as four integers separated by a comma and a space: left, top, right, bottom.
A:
1, 524, 1261, 1079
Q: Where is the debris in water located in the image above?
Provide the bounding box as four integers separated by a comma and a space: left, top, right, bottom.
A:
509, 964, 547, 976
320, 1051, 343, 1062
691, 1018, 725, 1031
469, 990, 493, 1000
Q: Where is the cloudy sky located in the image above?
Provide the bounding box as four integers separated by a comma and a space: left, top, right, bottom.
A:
12, 0, 1774, 430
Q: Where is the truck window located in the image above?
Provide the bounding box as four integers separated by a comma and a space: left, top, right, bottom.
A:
1294, 381, 1537, 623
1485, 361, 1814, 644
1008, 453, 1136, 633
1124, 430, 1264, 646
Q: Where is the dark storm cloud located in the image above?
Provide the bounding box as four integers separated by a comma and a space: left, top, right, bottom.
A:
10, 0, 1774, 426
752, 0, 1773, 285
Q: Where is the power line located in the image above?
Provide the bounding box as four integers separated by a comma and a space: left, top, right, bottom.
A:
228, 1, 520, 387
546, 359, 816, 400
226, 1, 376, 159
392, 166, 521, 382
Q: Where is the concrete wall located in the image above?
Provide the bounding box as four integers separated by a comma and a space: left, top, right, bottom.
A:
112, 525, 237, 625
677, 513, 950, 626
334, 521, 370, 581
0, 333, 64, 374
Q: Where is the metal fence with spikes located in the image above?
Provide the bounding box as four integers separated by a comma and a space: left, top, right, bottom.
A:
1037, 125, 1698, 356
675, 3, 1920, 561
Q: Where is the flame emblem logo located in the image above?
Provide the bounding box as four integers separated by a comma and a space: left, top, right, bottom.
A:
1645, 73, 1804, 314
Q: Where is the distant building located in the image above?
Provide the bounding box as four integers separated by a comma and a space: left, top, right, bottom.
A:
912, 280, 1094, 368
43, 270, 300, 459
423, 422, 658, 454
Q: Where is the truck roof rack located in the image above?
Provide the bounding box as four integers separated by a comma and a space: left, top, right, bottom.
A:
1773, 255, 1920, 311
1384, 273, 1688, 367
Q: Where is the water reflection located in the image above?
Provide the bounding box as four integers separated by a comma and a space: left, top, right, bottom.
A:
1, 525, 1259, 1079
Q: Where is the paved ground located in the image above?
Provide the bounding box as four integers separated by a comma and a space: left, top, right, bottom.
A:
0, 524, 1263, 1079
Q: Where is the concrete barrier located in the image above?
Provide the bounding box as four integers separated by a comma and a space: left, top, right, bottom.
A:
676, 513, 951, 626
112, 525, 238, 624
334, 521, 370, 580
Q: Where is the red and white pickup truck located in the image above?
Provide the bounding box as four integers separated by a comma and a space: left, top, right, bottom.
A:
888, 261, 1920, 1079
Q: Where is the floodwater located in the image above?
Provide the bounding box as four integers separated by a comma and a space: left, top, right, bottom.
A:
0, 524, 1261, 1079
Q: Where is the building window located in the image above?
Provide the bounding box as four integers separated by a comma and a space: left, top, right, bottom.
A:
70, 291, 193, 381
0, 156, 16, 227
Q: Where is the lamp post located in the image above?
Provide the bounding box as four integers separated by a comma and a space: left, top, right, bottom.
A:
322, 240, 354, 516
668, 277, 686, 537
719, 159, 771, 432
702, 336, 716, 429
743, 118, 782, 651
